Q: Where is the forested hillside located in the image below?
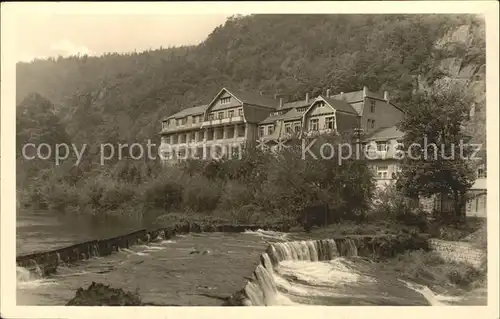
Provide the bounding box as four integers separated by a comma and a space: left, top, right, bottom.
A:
16, 14, 485, 148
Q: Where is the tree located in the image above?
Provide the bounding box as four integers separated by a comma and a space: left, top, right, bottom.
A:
396, 84, 477, 222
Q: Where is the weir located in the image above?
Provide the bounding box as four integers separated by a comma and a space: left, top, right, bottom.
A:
16, 224, 280, 279
225, 237, 430, 306
231, 239, 360, 306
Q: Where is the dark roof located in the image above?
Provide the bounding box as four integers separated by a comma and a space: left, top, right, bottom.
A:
259, 113, 284, 125
322, 97, 358, 115
259, 107, 306, 125
282, 108, 304, 121
226, 88, 279, 109
282, 99, 312, 110
331, 89, 384, 103
362, 126, 404, 142
165, 105, 208, 120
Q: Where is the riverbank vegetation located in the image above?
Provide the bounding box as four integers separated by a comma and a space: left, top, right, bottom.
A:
16, 15, 485, 238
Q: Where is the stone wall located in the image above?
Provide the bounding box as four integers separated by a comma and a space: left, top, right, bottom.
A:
429, 239, 486, 269
16, 223, 279, 277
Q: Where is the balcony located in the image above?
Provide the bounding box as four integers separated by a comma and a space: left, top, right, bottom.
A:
160, 122, 202, 134
202, 115, 244, 127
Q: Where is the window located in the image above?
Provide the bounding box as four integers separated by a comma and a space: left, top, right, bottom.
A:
325, 116, 335, 130
176, 119, 182, 126
285, 123, 292, 134
310, 118, 319, 131
208, 113, 214, 121
294, 123, 301, 132
368, 119, 375, 129
220, 97, 231, 104
478, 166, 486, 178
192, 116, 197, 124
238, 108, 243, 116
376, 141, 388, 152
177, 149, 186, 158
259, 126, 265, 137
268, 125, 274, 135
297, 107, 307, 113
376, 165, 389, 179
162, 121, 168, 130
370, 100, 376, 113
228, 110, 234, 118
218, 112, 224, 120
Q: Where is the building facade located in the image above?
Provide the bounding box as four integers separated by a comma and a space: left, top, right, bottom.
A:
159, 86, 486, 217
159, 86, 405, 164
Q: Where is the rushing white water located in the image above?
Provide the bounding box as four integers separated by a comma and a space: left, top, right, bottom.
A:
244, 229, 289, 241
240, 239, 468, 306
16, 231, 483, 306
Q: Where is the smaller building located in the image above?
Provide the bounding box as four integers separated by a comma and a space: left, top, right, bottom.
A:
361, 126, 404, 189
466, 148, 487, 218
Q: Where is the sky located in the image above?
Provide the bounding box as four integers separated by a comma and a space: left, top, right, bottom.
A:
14, 12, 230, 62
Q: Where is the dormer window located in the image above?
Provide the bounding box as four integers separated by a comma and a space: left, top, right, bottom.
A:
221, 97, 231, 105
297, 107, 307, 113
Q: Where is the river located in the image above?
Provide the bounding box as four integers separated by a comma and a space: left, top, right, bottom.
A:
16, 210, 485, 306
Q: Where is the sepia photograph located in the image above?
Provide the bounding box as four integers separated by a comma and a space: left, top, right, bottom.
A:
1, 1, 498, 318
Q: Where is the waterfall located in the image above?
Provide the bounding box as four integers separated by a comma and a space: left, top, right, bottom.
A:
31, 259, 44, 277
91, 243, 100, 257
241, 238, 358, 306
17, 266, 35, 282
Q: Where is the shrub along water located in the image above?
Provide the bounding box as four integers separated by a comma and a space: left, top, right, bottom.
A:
18, 136, 378, 229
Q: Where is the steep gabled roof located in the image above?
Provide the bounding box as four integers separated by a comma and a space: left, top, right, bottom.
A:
282, 108, 305, 121
259, 97, 313, 125
322, 97, 358, 115
259, 113, 285, 125
164, 105, 208, 120
331, 89, 384, 103
227, 88, 280, 109
362, 126, 404, 142
282, 98, 311, 110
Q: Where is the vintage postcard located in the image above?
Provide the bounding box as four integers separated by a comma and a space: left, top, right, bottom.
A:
1, 1, 498, 319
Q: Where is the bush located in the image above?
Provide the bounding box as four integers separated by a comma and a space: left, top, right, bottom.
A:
141, 175, 183, 211
181, 174, 222, 212
217, 181, 254, 210
370, 185, 429, 231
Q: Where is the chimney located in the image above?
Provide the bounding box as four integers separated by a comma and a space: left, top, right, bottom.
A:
363, 86, 368, 98
279, 97, 283, 109
326, 89, 331, 98
340, 92, 344, 100
384, 91, 390, 101
305, 92, 310, 104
